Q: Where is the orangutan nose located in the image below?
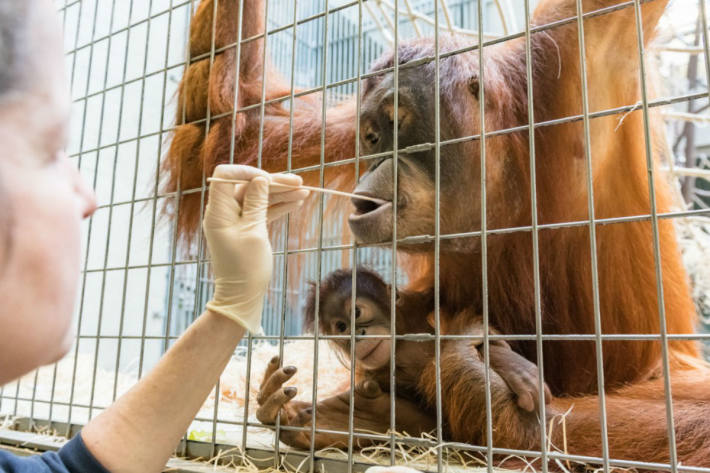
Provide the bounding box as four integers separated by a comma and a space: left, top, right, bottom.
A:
382, 96, 409, 130
364, 126, 380, 145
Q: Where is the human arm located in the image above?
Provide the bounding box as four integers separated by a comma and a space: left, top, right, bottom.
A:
79, 165, 307, 473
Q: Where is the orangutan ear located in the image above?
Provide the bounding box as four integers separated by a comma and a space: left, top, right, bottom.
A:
468, 75, 480, 100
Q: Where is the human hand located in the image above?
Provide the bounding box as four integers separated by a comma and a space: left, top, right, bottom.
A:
203, 165, 309, 333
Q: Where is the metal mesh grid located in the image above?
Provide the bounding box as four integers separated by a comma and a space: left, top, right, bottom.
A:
1, 0, 710, 472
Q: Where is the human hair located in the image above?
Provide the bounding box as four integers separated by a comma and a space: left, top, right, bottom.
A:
0, 1, 31, 264
0, 2, 33, 101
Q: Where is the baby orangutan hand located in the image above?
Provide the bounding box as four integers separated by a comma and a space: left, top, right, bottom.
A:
256, 356, 436, 450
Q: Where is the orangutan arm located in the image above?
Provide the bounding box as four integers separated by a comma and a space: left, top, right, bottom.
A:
255, 357, 436, 449
163, 0, 357, 240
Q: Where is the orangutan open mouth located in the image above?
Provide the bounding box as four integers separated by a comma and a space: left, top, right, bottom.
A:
348, 194, 394, 243
350, 194, 391, 216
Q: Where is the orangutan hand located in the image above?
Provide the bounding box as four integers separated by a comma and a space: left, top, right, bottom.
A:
256, 356, 436, 449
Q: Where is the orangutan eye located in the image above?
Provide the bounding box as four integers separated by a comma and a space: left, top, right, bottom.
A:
355, 306, 361, 319
336, 321, 347, 332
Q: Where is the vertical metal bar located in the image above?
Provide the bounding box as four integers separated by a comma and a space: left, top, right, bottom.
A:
476, 1, 494, 472
346, 2, 363, 470
699, 0, 710, 104
240, 0, 269, 457
114, 0, 176, 406
573, 2, 610, 472
631, 1, 679, 470
28, 371, 39, 431
47, 0, 83, 431
47, 0, 76, 431
66, 0, 108, 434
272, 0, 299, 465
389, 0, 399, 462
86, 0, 124, 421
309, 0, 331, 468
256, 0, 272, 169
222, 0, 248, 456
433, 0, 443, 470
198, 0, 222, 459
155, 2, 194, 460
522, 0, 548, 470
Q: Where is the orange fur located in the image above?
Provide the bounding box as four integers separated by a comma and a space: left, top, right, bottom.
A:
161, 0, 355, 244
162, 0, 710, 466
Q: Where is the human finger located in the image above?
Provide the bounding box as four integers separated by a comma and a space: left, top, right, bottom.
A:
267, 201, 305, 222
270, 172, 303, 190
269, 189, 310, 205
241, 177, 270, 224
212, 164, 271, 181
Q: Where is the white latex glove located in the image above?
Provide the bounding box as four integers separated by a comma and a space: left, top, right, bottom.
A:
203, 165, 309, 334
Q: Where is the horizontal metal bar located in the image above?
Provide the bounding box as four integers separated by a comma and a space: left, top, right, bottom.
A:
79, 207, 709, 276
64, 1, 193, 56
69, 89, 705, 176
5, 411, 710, 473
33, 332, 710, 344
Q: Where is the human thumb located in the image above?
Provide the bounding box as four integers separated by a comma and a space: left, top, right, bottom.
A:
241, 177, 269, 224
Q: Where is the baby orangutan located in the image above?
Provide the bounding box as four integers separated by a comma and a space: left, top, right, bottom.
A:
303, 268, 550, 412
256, 268, 550, 448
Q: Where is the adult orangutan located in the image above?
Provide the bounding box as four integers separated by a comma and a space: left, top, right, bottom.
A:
162, 0, 710, 466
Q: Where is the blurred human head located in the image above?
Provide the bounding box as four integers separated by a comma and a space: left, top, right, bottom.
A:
0, 1, 97, 385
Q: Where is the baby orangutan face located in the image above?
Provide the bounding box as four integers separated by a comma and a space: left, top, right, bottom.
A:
327, 295, 392, 370
305, 268, 394, 371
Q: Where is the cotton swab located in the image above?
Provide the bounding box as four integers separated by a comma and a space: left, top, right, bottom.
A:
206, 177, 386, 204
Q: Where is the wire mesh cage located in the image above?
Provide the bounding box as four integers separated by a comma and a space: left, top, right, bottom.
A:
2, 0, 710, 472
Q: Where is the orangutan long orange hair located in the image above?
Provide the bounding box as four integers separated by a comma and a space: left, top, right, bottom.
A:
162, 0, 710, 466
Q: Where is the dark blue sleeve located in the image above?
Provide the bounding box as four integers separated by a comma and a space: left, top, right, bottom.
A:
0, 434, 109, 473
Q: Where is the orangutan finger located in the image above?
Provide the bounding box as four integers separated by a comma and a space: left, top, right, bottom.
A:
356, 379, 383, 399
516, 391, 535, 412
256, 387, 298, 424
259, 356, 281, 397
258, 364, 297, 404
294, 406, 313, 426
502, 372, 537, 412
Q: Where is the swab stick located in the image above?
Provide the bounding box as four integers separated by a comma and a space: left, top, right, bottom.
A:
207, 177, 386, 204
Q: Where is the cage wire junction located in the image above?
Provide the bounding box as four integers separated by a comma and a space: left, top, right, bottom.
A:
1, 0, 710, 472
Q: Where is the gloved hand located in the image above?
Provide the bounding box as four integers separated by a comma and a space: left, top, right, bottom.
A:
203, 165, 309, 334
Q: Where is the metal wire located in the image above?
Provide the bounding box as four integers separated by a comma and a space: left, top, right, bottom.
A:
573, 2, 610, 472
522, 0, 549, 469
389, 0, 400, 463
66, 0, 107, 434
476, 2, 494, 472
307, 0, 331, 469
2, 2, 710, 473
632, 0, 679, 469
432, 0, 443, 472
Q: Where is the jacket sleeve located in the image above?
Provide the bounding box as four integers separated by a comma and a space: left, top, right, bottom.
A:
0, 434, 109, 473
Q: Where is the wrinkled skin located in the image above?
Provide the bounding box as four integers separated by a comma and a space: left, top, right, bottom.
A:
255, 356, 437, 449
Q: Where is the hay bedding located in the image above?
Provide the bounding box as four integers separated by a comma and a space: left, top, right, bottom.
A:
1, 341, 610, 472
1, 340, 349, 430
